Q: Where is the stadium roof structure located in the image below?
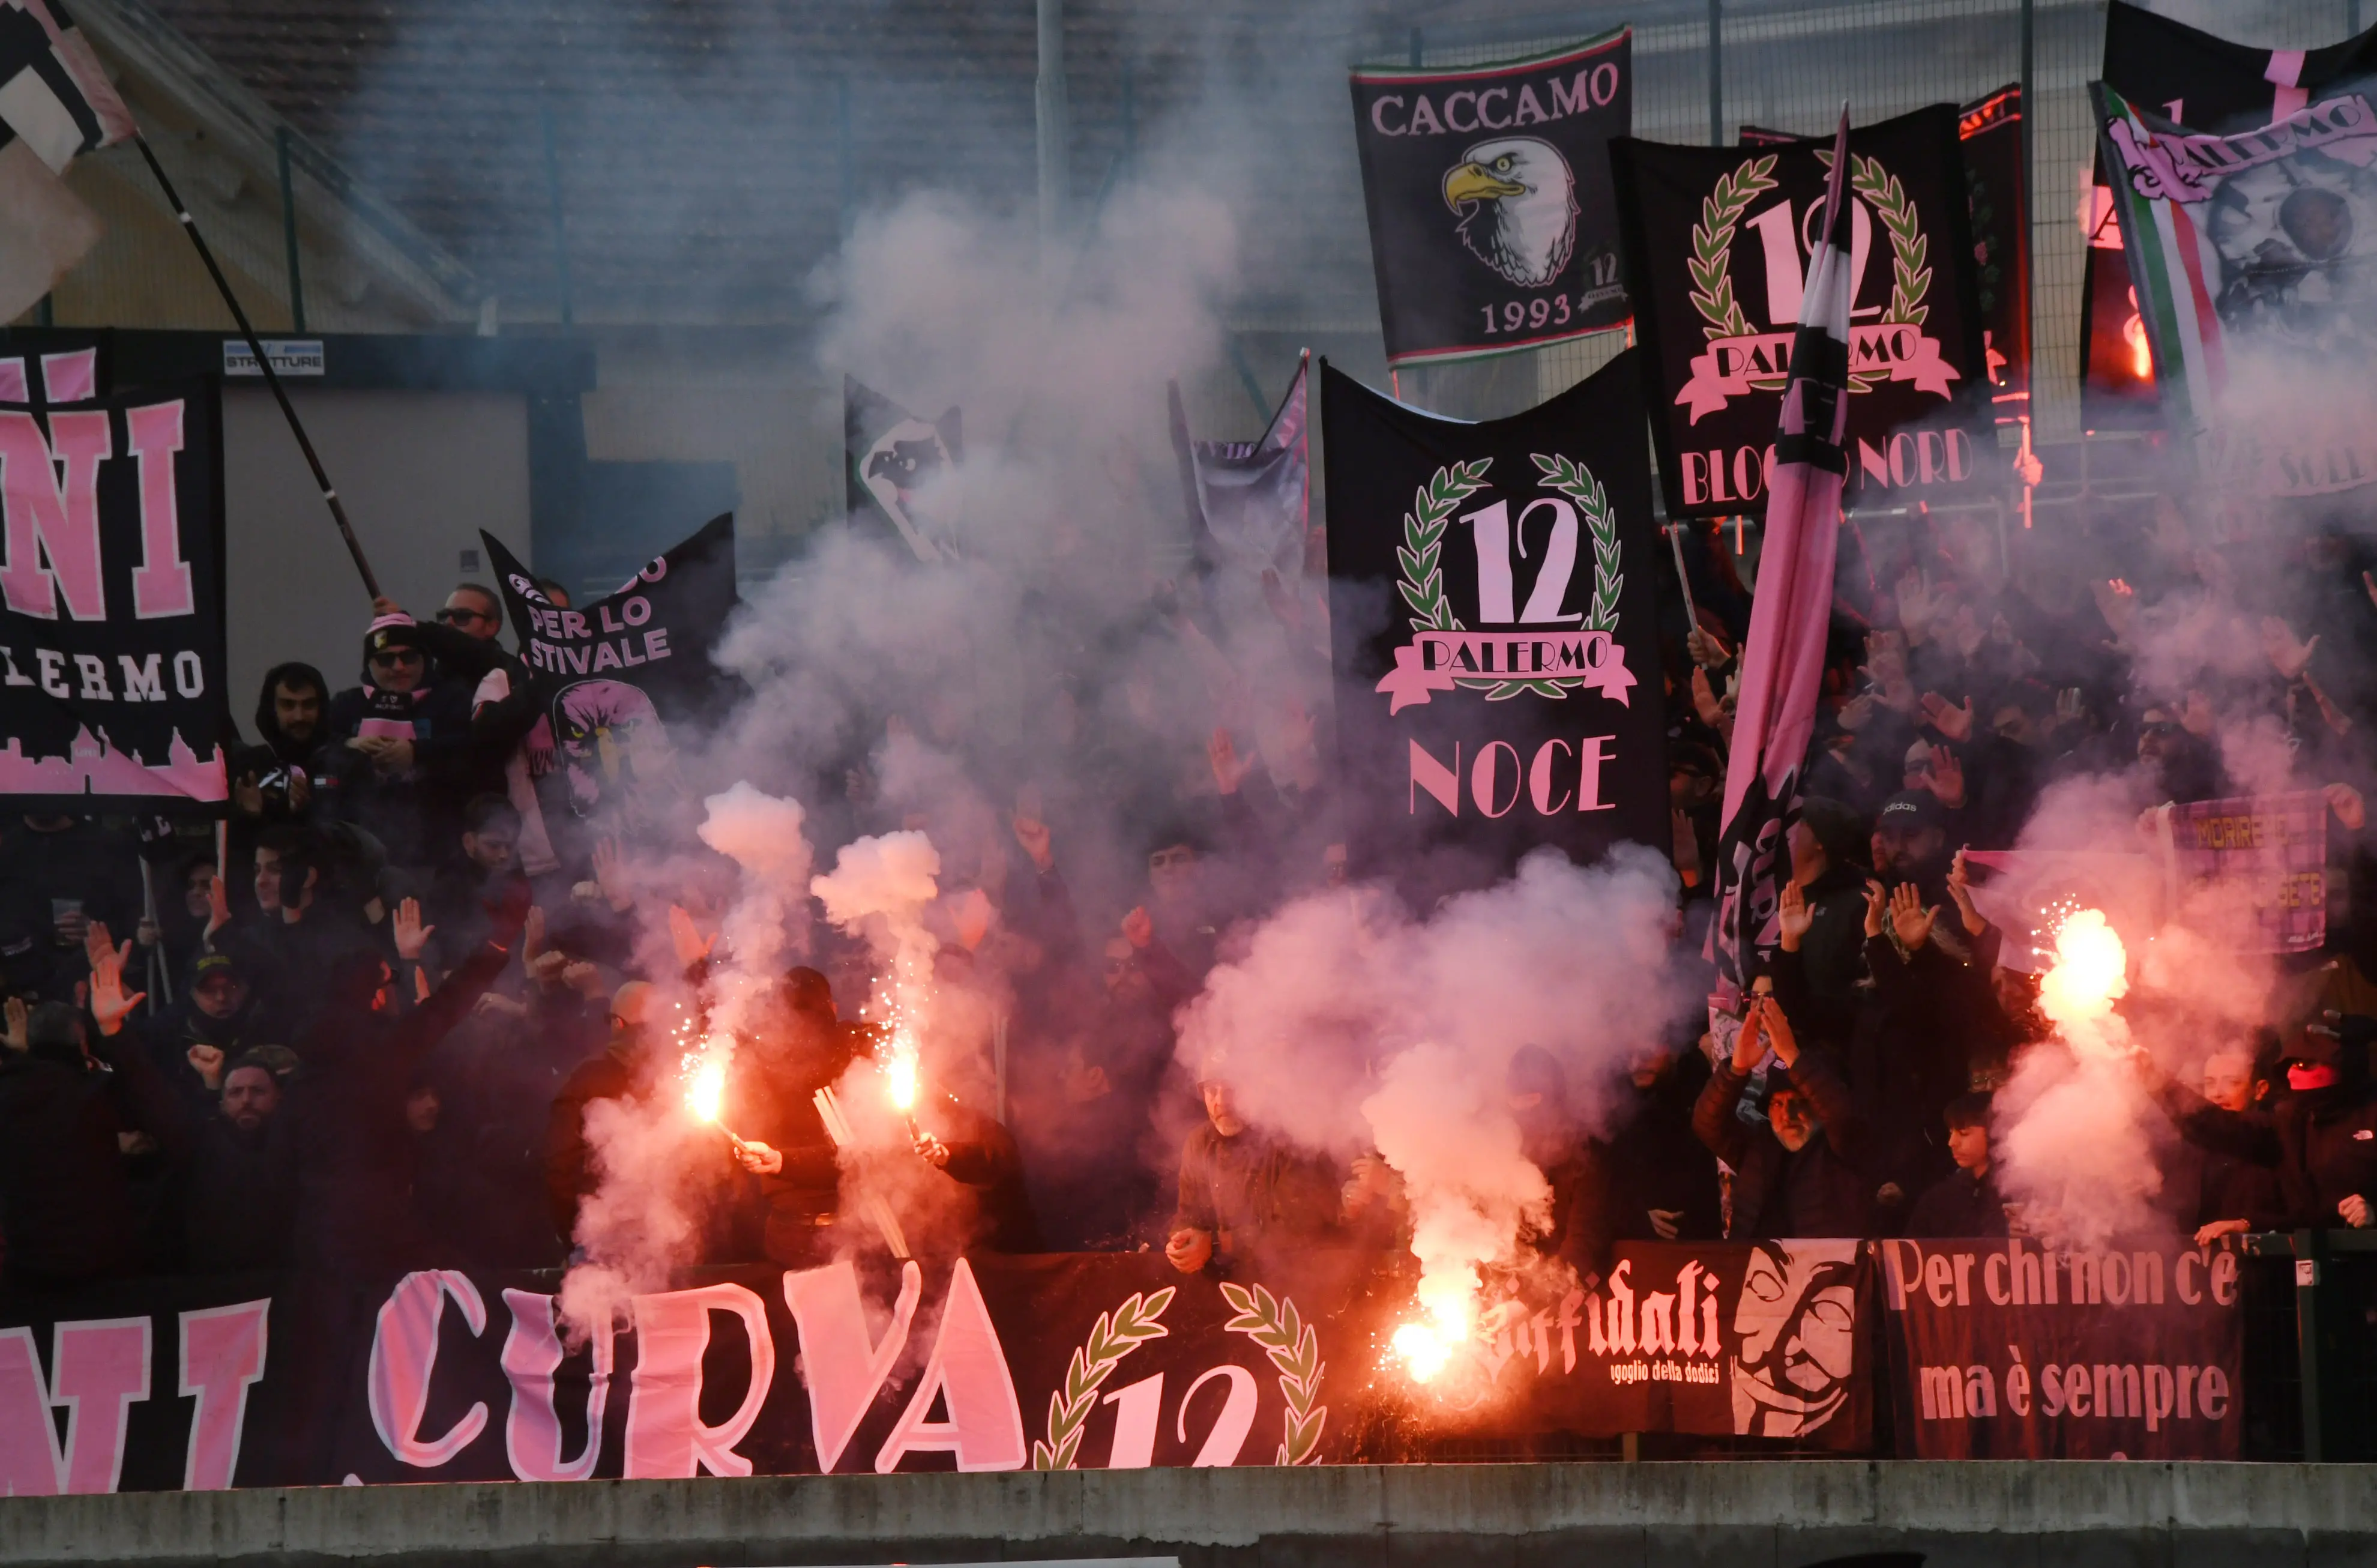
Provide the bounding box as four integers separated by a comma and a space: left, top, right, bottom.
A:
76, 0, 1659, 332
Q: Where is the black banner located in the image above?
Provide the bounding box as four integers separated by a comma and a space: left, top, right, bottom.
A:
480, 515, 737, 821
1612, 106, 1989, 520
1321, 355, 1667, 894
0, 1241, 1879, 1491
1438, 1240, 1873, 1450
1880, 1237, 2243, 1459
1350, 31, 1632, 368
846, 376, 963, 564
0, 380, 226, 811
1744, 88, 2029, 421
2083, 0, 2377, 420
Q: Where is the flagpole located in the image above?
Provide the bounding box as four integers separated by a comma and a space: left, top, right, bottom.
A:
131, 136, 383, 600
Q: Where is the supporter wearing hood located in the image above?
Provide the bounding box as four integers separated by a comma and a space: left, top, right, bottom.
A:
2150, 1012, 2377, 1229
255, 661, 333, 769
1771, 795, 1873, 1027
230, 663, 332, 830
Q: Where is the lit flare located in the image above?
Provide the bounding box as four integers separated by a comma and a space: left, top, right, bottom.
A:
2038, 908, 2126, 1030
1390, 1285, 1475, 1386
687, 1060, 726, 1124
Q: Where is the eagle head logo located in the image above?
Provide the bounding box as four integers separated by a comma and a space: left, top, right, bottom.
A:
1442, 136, 1579, 289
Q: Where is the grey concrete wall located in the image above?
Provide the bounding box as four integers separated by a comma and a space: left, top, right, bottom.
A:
2, 1462, 2369, 1568
224, 387, 532, 720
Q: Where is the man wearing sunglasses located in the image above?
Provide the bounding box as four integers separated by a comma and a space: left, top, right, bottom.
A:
435, 583, 505, 641
318, 614, 493, 869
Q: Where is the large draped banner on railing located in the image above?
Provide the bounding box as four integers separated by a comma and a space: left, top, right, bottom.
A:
7, 1238, 2254, 1486
0, 1240, 1888, 1492
1879, 1237, 2244, 1460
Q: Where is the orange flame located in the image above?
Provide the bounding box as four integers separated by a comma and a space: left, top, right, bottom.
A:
687, 1060, 725, 1123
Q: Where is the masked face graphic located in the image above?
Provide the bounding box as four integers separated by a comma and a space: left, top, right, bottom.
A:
1728, 1238, 1858, 1437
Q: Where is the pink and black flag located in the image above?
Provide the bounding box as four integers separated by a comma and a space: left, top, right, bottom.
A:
1711, 106, 1854, 988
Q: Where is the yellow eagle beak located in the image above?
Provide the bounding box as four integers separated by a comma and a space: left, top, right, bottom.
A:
1442, 161, 1525, 211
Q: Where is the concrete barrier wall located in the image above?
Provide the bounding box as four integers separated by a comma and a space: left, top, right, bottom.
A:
2, 1462, 2370, 1568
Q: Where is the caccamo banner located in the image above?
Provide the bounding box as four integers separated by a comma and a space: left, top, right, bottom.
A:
1349, 30, 1633, 367
1880, 1237, 2243, 1459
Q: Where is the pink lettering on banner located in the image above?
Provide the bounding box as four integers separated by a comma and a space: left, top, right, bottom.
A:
40, 349, 97, 403
367, 1270, 489, 1470
1177, 1364, 1258, 1466
2109, 94, 2377, 205
0, 358, 25, 402
0, 1319, 152, 1496
1375, 629, 1634, 713
782, 1258, 922, 1473
127, 400, 193, 619
1673, 324, 1963, 422
0, 408, 112, 620
0, 1326, 64, 1494
52, 1318, 151, 1494
498, 1289, 612, 1483
1101, 1372, 1165, 1468
874, 1258, 1027, 1473
178, 1300, 268, 1491
622, 1283, 774, 1479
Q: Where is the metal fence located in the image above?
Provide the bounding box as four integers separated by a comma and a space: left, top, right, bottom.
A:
1376, 0, 2369, 444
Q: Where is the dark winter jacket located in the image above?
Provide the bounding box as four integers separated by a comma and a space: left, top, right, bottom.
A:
0, 1033, 186, 1288
285, 935, 513, 1275
2158, 1076, 2377, 1229
1693, 1052, 1872, 1240
1904, 1164, 2011, 1238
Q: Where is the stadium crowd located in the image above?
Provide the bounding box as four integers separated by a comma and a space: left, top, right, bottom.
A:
3, 505, 2376, 1301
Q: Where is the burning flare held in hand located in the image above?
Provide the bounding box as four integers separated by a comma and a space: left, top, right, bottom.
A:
687, 1058, 726, 1125
2038, 907, 2128, 1054
1994, 906, 2162, 1249
683, 1039, 750, 1154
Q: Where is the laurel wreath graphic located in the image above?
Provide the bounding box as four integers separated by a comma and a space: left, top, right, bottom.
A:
1827, 146, 1930, 390
1395, 456, 1492, 637
1029, 1286, 1175, 1471
1687, 148, 1933, 393
1687, 153, 1779, 343
1394, 456, 1623, 703
1220, 1282, 1327, 1467
1533, 454, 1621, 635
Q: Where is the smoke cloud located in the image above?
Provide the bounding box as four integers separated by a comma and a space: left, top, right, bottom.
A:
1181, 845, 1689, 1334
